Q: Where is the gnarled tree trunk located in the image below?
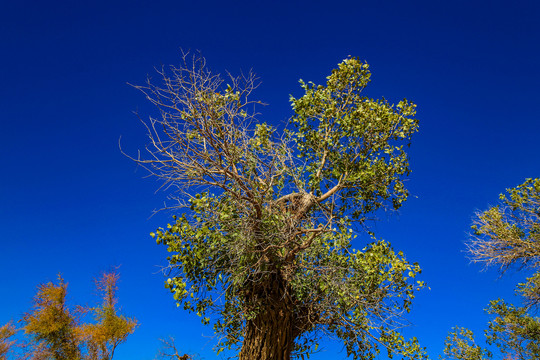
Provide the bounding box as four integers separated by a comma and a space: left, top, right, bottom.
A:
239, 272, 297, 360
239, 306, 295, 360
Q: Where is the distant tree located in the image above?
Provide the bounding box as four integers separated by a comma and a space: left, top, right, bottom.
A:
21, 272, 136, 360
131, 52, 425, 360
22, 275, 80, 360
79, 272, 138, 360
0, 322, 17, 360
445, 178, 540, 360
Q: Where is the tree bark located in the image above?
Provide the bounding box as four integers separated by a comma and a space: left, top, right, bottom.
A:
239, 272, 297, 360
239, 307, 295, 360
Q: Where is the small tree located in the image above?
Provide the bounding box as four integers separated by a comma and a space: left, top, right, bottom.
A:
79, 272, 138, 360
21, 272, 136, 360
132, 52, 425, 360
445, 178, 540, 360
22, 276, 80, 360
0, 322, 17, 360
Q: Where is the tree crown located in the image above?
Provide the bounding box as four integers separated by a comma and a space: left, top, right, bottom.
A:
133, 53, 425, 359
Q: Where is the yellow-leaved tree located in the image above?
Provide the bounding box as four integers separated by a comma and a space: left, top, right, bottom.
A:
21, 271, 137, 360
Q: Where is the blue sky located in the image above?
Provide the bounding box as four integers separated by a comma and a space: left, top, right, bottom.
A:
1, 0, 539, 359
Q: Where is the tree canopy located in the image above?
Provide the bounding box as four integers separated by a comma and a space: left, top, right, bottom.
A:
444, 178, 540, 360
442, 327, 491, 360
133, 52, 425, 360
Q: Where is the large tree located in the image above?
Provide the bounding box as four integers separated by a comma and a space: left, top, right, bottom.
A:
132, 53, 425, 360
444, 178, 540, 360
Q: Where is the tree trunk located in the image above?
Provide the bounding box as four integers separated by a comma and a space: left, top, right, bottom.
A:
239, 270, 297, 360
239, 306, 295, 360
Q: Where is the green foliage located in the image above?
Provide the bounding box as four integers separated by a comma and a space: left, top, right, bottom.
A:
470, 178, 540, 270
289, 58, 417, 217
139, 54, 424, 359
442, 327, 491, 360
446, 178, 540, 360
486, 299, 540, 359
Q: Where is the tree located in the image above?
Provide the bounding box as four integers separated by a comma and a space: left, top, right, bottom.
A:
79, 272, 138, 360
22, 275, 80, 360
21, 272, 137, 360
445, 178, 540, 360
0, 322, 17, 360
470, 178, 540, 360
131, 52, 425, 360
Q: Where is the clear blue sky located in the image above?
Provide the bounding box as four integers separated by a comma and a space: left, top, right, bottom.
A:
1, 1, 539, 359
